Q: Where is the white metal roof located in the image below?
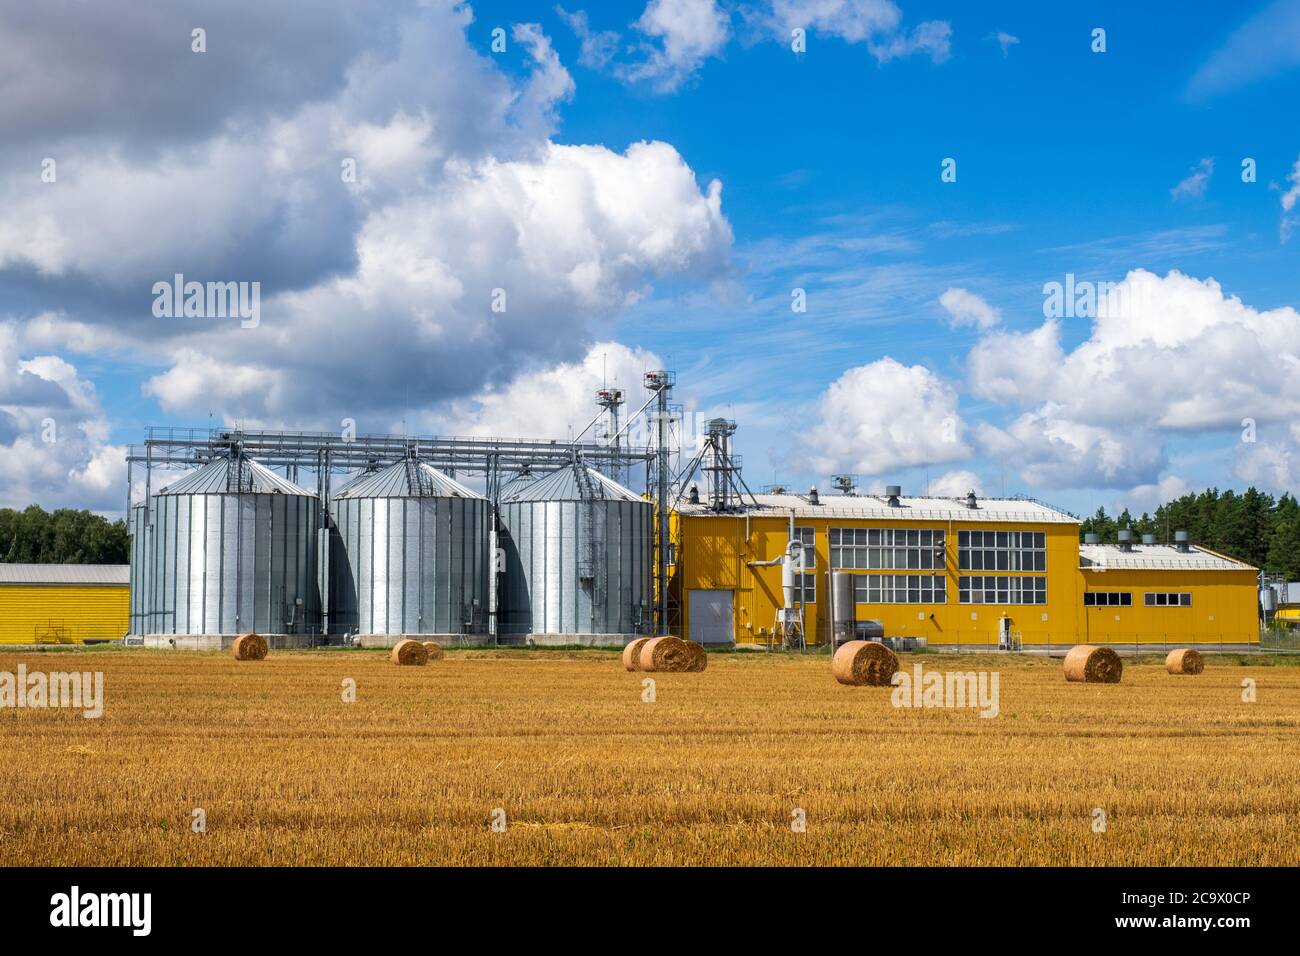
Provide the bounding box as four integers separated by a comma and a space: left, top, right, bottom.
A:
334, 460, 481, 500
0, 563, 130, 586
502, 462, 642, 503
1079, 544, 1255, 572
676, 492, 1078, 524
156, 456, 312, 496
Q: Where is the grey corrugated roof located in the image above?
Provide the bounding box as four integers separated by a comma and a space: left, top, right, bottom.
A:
501, 462, 641, 503
0, 563, 130, 586
678, 493, 1078, 524
156, 457, 312, 496
1079, 543, 1255, 572
334, 460, 482, 499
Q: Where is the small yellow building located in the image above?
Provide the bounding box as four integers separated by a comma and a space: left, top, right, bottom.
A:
0, 564, 130, 644
671, 489, 1258, 648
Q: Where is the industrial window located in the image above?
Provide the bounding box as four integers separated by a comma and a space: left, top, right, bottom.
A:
791, 572, 816, 604
1144, 592, 1191, 607
957, 530, 1046, 572
852, 574, 946, 605
793, 526, 816, 570
958, 575, 1046, 605
830, 527, 945, 571
1083, 591, 1132, 607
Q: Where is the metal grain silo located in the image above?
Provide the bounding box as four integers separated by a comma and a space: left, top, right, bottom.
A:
498, 461, 652, 637
331, 458, 488, 637
144, 456, 320, 635
128, 503, 150, 636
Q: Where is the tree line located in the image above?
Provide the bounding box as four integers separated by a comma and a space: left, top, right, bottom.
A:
0, 506, 130, 564
1080, 487, 1298, 578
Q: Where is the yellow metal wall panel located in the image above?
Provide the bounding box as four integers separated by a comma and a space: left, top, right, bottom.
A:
1078, 569, 1257, 644
675, 513, 1258, 646
0, 585, 130, 644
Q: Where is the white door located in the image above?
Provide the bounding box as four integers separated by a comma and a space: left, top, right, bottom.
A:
690, 589, 734, 645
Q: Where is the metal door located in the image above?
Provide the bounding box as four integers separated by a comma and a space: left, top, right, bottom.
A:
689, 589, 734, 645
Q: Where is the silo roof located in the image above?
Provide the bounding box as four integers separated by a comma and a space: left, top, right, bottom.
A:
334, 459, 482, 499
501, 462, 641, 503
156, 457, 313, 496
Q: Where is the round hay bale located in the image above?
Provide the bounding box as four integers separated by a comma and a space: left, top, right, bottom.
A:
831, 640, 898, 687
684, 640, 708, 672
231, 633, 268, 661
420, 641, 445, 661
638, 636, 694, 673
1165, 648, 1204, 675
622, 638, 650, 672
391, 639, 429, 666
1063, 644, 1122, 683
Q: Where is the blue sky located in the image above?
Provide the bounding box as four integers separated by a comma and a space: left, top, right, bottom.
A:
1, 0, 1299, 518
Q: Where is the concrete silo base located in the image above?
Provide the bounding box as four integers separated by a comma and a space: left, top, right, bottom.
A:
352, 633, 647, 649
520, 633, 643, 648
142, 633, 318, 651
355, 633, 494, 649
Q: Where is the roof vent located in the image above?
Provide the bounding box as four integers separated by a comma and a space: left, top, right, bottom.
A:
1118, 529, 1133, 552
965, 491, 978, 510
1083, 533, 1100, 545
885, 484, 901, 507
808, 486, 820, 506
1141, 533, 1156, 546
1174, 530, 1191, 553
688, 484, 699, 505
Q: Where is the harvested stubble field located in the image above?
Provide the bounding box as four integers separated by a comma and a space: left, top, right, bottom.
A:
2, 648, 1297, 866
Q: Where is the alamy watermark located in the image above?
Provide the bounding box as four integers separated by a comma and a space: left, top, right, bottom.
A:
890, 663, 999, 718
50, 886, 150, 936
152, 273, 260, 328
0, 665, 103, 718
1042, 272, 1150, 321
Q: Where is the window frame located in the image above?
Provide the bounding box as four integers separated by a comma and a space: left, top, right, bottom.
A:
830, 527, 945, 571
958, 574, 1047, 605
851, 573, 947, 605
958, 528, 1046, 572
1143, 591, 1191, 607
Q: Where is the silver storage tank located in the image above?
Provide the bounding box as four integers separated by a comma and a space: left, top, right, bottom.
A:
831, 571, 856, 646
128, 503, 150, 636
498, 461, 652, 636
331, 459, 489, 635
145, 456, 320, 634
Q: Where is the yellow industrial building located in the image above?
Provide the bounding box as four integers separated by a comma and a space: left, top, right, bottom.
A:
0, 564, 130, 644
671, 488, 1258, 648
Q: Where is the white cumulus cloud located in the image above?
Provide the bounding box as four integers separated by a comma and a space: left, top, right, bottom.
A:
617, 0, 731, 92
763, 0, 951, 63
800, 358, 971, 476
939, 287, 1001, 329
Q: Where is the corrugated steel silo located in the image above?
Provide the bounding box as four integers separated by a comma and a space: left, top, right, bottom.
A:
331, 459, 489, 635
128, 503, 150, 636
498, 461, 652, 635
144, 456, 320, 634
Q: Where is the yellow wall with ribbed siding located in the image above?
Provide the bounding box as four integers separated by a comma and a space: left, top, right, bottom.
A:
673, 513, 1259, 647
0, 586, 130, 644
1077, 569, 1258, 645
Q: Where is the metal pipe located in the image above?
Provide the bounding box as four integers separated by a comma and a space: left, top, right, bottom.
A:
656, 384, 669, 634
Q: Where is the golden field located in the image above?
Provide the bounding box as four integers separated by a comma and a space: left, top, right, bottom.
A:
1, 648, 1297, 866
